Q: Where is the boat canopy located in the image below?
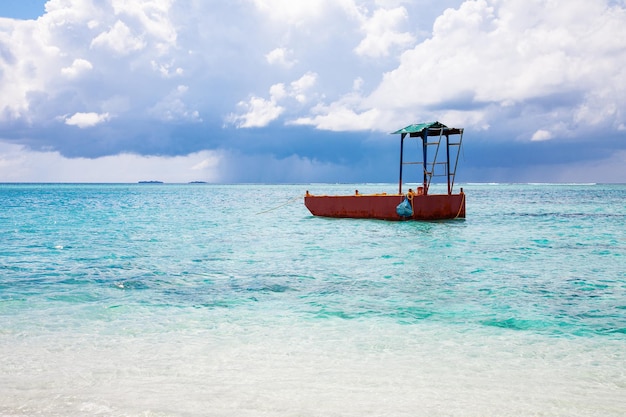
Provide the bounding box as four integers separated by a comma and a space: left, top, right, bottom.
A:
391, 121, 462, 137
392, 121, 464, 195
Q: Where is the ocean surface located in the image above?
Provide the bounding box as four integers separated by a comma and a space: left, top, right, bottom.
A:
1, 183, 624, 416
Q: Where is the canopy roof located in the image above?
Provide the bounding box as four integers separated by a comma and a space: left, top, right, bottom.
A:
391, 121, 462, 137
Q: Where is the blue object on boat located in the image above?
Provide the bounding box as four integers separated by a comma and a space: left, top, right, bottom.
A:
396, 197, 413, 217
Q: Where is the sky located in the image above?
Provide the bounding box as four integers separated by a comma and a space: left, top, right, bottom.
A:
0, 0, 625, 184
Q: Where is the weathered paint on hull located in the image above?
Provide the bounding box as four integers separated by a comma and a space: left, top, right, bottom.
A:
304, 193, 465, 221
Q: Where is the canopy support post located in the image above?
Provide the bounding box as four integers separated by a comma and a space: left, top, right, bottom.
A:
422, 129, 428, 195
398, 133, 406, 194
446, 135, 451, 195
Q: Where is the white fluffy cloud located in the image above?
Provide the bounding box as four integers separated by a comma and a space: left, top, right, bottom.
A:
90, 20, 146, 55
334, 0, 626, 138
64, 112, 110, 128
226, 0, 626, 145
354, 7, 415, 57
0, 142, 223, 183
0, 0, 185, 127
229, 72, 318, 127
229, 96, 285, 128
61, 58, 93, 78
531, 129, 553, 142
0, 0, 624, 183
249, 0, 331, 25
266, 47, 297, 68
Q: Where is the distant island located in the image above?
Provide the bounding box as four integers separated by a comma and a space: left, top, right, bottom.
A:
189, 181, 207, 184
138, 181, 163, 184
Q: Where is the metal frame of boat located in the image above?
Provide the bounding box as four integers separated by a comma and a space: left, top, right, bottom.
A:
304, 121, 466, 220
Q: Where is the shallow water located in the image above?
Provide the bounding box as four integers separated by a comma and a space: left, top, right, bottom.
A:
1, 183, 625, 416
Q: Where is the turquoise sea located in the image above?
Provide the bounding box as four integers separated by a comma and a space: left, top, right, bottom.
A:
1, 183, 625, 416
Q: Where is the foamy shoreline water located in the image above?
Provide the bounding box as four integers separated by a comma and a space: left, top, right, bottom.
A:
2, 317, 624, 416
1, 183, 624, 416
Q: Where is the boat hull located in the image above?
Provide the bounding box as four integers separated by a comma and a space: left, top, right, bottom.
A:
304, 193, 465, 221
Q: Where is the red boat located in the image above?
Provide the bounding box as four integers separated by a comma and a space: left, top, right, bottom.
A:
304, 122, 466, 221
